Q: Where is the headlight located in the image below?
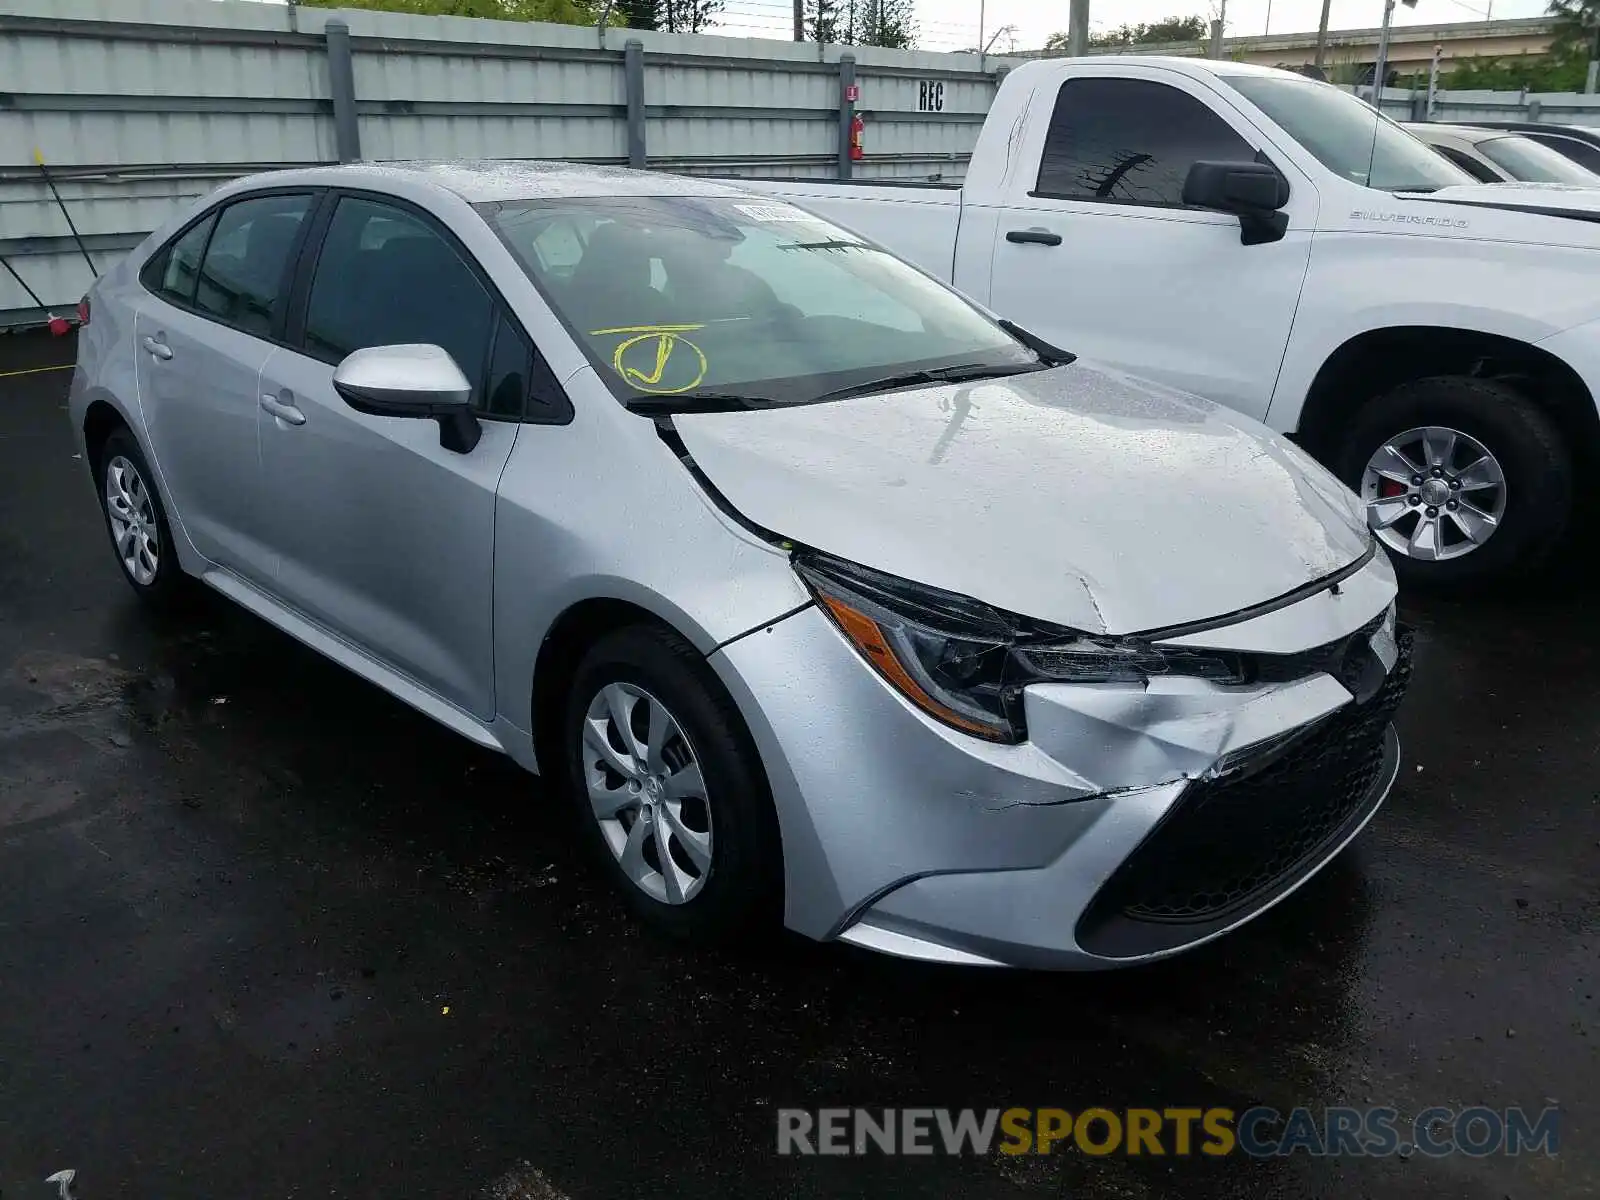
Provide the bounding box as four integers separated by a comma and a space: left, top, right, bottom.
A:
792, 551, 1246, 744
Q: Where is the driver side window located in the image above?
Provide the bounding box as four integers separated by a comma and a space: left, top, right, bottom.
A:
1037, 77, 1258, 206
302, 196, 494, 409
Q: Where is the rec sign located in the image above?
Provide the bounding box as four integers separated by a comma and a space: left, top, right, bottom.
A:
917, 80, 946, 112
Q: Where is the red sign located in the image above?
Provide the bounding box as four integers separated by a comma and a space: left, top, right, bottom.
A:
845, 84, 860, 102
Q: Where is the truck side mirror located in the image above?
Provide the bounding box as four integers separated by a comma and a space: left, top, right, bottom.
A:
1182, 160, 1290, 246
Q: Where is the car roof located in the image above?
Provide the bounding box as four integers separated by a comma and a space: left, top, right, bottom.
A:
1403, 123, 1504, 143
1076, 55, 1296, 79
224, 160, 756, 204
1468, 121, 1600, 145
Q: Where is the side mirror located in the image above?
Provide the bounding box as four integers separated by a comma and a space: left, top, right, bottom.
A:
1182, 160, 1290, 246
333, 344, 482, 453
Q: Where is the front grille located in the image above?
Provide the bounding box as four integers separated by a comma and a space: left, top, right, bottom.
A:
1076, 629, 1412, 958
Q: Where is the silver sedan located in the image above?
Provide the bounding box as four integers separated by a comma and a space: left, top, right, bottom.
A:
69, 161, 1408, 968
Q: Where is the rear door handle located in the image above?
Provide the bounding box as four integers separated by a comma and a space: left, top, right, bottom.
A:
1006, 228, 1063, 247
142, 335, 173, 360
260, 394, 306, 426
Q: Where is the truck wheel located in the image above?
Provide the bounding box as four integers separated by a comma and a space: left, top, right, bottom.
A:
1335, 376, 1572, 586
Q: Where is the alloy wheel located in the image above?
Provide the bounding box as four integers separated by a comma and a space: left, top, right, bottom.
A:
104, 455, 160, 585
1361, 426, 1507, 562
581, 682, 713, 905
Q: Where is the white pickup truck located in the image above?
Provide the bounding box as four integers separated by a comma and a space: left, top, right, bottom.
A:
744, 55, 1600, 588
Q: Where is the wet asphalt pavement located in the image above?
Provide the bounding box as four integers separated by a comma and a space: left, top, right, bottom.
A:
0, 330, 1595, 1200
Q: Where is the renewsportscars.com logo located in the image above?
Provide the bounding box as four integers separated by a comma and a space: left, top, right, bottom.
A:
776, 1106, 1559, 1158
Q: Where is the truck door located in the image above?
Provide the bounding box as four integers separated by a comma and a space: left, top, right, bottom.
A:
985, 66, 1315, 423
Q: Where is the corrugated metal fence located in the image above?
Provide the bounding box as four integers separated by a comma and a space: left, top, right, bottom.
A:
0, 0, 1016, 326
1372, 83, 1600, 127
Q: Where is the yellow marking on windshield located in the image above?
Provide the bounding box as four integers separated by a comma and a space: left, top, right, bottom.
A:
588, 323, 707, 335
611, 331, 708, 394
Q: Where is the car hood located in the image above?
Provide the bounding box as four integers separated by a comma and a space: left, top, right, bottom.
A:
672, 363, 1372, 635
1427, 181, 1600, 213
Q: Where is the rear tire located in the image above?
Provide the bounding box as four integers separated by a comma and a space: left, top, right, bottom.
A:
94, 428, 190, 609
1334, 376, 1572, 587
562, 624, 781, 943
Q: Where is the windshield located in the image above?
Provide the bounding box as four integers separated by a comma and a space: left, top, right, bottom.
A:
479, 195, 1037, 410
1222, 74, 1473, 193
1476, 134, 1600, 185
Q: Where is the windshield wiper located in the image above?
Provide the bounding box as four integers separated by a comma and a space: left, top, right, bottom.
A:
625, 393, 775, 415
810, 362, 1044, 405
998, 319, 1078, 366
776, 239, 888, 252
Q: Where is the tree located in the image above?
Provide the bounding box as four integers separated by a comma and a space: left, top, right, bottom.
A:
806, 0, 844, 43
655, 0, 722, 33
614, 0, 657, 29
299, 0, 613, 23
804, 0, 915, 47
1440, 50, 1589, 92
1045, 14, 1207, 51
1089, 15, 1208, 47
1549, 0, 1600, 59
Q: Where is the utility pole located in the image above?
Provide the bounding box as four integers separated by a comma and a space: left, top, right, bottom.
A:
1372, 0, 1396, 103
1067, 0, 1089, 56
1426, 42, 1442, 119
793, 0, 803, 41
1372, 0, 1416, 106
1265, 0, 1272, 36
1313, 0, 1332, 71
1210, 0, 1226, 59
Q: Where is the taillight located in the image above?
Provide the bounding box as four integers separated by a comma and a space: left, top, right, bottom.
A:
77, 296, 90, 325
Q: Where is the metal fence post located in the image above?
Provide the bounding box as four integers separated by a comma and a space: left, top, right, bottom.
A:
838, 54, 856, 181
324, 19, 361, 163
625, 40, 647, 169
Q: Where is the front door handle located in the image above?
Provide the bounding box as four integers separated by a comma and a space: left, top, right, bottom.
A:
142, 335, 173, 360
260, 394, 306, 426
1006, 228, 1063, 247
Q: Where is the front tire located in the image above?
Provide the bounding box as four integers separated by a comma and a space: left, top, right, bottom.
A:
95, 428, 190, 609
562, 624, 781, 943
1335, 376, 1572, 587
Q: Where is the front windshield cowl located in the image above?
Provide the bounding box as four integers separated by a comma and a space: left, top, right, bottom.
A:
477, 194, 1040, 412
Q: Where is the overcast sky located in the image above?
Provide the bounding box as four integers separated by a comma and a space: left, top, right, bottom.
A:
716, 0, 1551, 52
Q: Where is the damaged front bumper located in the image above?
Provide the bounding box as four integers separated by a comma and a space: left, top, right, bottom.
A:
708, 550, 1409, 970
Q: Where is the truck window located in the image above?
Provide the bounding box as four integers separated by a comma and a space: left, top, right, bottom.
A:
1035, 78, 1257, 207
1221, 73, 1470, 193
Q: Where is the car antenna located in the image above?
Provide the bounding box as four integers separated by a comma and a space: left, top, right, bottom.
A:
34, 147, 98, 278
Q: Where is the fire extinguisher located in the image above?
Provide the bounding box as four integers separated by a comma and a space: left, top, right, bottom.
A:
849, 112, 865, 162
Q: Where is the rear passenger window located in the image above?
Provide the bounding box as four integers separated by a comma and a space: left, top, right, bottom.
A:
146, 214, 216, 307
1036, 78, 1258, 206
303, 196, 493, 407
194, 194, 313, 337
1535, 135, 1600, 174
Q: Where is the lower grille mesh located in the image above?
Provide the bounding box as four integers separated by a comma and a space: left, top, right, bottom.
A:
1078, 630, 1412, 945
